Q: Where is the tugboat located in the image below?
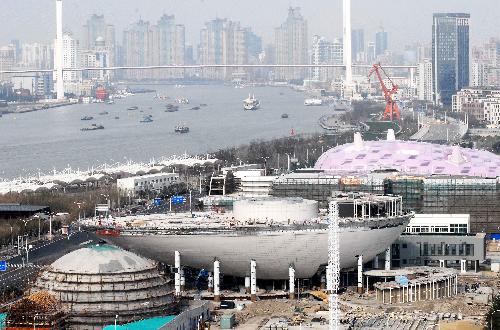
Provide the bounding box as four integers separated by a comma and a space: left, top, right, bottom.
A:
127, 106, 138, 111
81, 124, 104, 131
81, 116, 94, 121
99, 111, 109, 115
281, 113, 289, 119
165, 104, 179, 112
243, 94, 260, 110
140, 115, 153, 123
174, 124, 189, 133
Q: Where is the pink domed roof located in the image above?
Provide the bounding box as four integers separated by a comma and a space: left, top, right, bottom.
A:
315, 139, 500, 178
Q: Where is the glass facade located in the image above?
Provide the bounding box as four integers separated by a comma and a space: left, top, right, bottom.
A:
271, 175, 500, 233
432, 13, 470, 106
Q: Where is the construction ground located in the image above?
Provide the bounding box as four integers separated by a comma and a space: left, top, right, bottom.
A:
206, 270, 499, 330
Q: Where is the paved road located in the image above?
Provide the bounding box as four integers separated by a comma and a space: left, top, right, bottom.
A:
0, 231, 99, 292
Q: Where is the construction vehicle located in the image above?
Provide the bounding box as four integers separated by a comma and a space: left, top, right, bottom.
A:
368, 63, 401, 121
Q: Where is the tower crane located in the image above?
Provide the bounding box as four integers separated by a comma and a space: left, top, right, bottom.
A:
368, 63, 401, 121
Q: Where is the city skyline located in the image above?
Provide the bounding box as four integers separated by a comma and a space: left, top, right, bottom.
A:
1, 0, 499, 49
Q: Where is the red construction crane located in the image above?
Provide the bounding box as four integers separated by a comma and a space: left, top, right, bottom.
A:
368, 63, 401, 121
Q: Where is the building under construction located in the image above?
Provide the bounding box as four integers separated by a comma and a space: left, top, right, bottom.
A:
271, 135, 500, 233
32, 244, 178, 330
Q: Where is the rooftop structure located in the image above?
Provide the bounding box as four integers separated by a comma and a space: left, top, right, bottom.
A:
314, 134, 500, 178
33, 244, 177, 329
117, 172, 180, 196
0, 203, 50, 219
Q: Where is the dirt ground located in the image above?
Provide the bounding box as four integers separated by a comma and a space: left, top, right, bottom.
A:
439, 320, 483, 330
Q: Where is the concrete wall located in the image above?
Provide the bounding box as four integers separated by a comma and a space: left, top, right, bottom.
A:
161, 301, 210, 330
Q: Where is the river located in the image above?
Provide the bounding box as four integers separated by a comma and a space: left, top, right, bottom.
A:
0, 84, 333, 179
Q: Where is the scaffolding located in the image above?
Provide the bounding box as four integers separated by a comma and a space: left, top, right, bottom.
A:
271, 174, 500, 233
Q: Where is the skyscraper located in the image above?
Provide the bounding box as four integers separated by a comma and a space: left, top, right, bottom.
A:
122, 16, 185, 80
275, 7, 308, 81
375, 28, 388, 57
122, 20, 150, 80
198, 18, 253, 80
83, 15, 116, 79
83, 14, 115, 50
432, 13, 470, 106
352, 29, 364, 62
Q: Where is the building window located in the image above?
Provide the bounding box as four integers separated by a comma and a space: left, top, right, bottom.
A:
459, 243, 465, 256
402, 244, 408, 249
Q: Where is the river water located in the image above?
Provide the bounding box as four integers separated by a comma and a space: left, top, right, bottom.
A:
0, 84, 333, 179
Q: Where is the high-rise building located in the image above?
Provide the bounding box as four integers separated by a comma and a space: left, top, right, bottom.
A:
83, 14, 115, 50
366, 42, 376, 64
471, 38, 500, 87
82, 15, 116, 80
18, 43, 53, 69
0, 45, 15, 82
432, 13, 470, 106
123, 20, 150, 80
310, 36, 342, 82
417, 59, 433, 102
375, 28, 388, 57
275, 7, 308, 81
61, 33, 80, 82
352, 29, 364, 62
198, 18, 253, 80
122, 16, 185, 80
245, 28, 262, 63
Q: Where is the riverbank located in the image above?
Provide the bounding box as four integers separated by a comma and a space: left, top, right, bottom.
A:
0, 100, 75, 115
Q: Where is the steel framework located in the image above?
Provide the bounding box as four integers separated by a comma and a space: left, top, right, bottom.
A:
328, 201, 341, 330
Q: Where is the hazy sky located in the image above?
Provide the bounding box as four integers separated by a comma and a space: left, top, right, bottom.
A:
1, 0, 499, 49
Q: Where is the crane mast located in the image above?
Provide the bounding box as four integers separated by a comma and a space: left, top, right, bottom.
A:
368, 63, 401, 121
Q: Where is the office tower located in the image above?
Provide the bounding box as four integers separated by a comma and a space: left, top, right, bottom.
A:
275, 7, 308, 81
352, 29, 364, 62
432, 13, 470, 106
417, 59, 433, 101
375, 28, 388, 57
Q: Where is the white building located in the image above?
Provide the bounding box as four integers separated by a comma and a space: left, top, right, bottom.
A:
240, 176, 277, 197
471, 62, 488, 87
310, 35, 343, 82
61, 33, 80, 83
417, 59, 433, 101
452, 87, 500, 125
117, 173, 180, 196
405, 214, 470, 234
19, 43, 53, 69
